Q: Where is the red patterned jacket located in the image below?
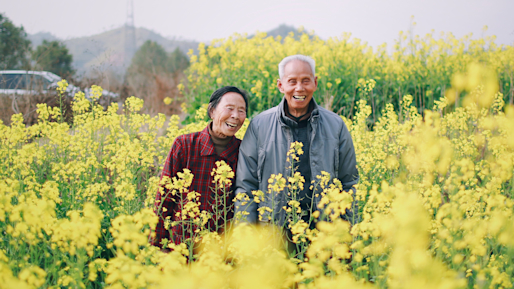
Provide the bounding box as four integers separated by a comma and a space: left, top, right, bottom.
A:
150, 126, 241, 248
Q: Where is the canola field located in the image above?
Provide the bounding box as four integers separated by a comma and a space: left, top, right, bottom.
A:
182, 30, 513, 121
1, 33, 514, 289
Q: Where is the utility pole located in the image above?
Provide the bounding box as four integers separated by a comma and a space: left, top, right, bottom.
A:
124, 0, 136, 67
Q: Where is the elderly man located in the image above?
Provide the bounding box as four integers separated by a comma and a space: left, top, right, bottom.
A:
234, 54, 359, 227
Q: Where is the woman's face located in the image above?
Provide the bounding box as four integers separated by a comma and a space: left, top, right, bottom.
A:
210, 92, 247, 138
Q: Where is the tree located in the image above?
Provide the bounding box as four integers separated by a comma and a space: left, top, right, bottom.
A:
32, 40, 74, 78
128, 40, 169, 75
124, 41, 189, 115
128, 41, 189, 75
167, 47, 189, 73
0, 13, 31, 70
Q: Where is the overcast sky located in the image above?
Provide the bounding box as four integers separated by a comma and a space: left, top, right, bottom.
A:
2, 0, 513, 47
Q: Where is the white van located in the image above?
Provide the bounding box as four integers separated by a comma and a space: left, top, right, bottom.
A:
0, 70, 81, 97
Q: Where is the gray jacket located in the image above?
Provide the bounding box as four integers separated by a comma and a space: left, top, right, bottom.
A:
234, 98, 359, 225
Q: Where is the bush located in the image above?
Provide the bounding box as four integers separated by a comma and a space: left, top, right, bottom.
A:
0, 91, 72, 126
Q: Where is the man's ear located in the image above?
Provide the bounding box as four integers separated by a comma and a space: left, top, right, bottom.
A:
314, 76, 318, 88
277, 78, 284, 93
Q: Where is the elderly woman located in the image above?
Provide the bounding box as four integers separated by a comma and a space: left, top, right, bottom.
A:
150, 86, 248, 249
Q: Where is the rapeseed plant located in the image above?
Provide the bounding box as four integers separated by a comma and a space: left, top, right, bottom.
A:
2, 43, 514, 289
184, 30, 514, 121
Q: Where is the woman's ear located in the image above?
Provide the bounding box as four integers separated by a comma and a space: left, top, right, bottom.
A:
207, 103, 214, 119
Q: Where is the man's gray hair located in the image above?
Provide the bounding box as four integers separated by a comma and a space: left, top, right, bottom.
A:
278, 55, 316, 79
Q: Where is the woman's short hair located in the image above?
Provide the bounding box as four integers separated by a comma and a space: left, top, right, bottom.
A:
207, 86, 248, 119
278, 55, 316, 79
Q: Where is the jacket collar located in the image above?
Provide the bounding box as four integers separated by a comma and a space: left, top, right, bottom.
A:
277, 97, 320, 128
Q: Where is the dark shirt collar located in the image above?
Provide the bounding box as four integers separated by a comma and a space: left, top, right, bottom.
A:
207, 122, 231, 155
280, 99, 315, 128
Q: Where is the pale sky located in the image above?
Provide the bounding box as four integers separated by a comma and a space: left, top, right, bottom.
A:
2, 0, 513, 47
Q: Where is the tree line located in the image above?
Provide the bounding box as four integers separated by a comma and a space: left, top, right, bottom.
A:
1, 12, 191, 117
0, 13, 74, 78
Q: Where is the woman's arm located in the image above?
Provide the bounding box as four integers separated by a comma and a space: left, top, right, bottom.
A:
150, 137, 185, 248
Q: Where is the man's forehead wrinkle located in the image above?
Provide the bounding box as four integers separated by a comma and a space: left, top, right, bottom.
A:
285, 73, 314, 80
284, 70, 314, 78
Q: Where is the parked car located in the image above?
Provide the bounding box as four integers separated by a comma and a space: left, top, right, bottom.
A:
0, 70, 120, 100
0, 70, 81, 97
0, 70, 120, 125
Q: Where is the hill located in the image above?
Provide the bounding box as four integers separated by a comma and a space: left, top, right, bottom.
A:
249, 24, 315, 40
27, 32, 60, 47
29, 27, 199, 74
27, 24, 308, 75
265, 24, 306, 38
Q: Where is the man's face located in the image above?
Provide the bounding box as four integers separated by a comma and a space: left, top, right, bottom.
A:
277, 60, 318, 117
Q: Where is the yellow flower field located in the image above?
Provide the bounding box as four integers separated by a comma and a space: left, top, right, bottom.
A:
1, 38, 514, 288
182, 29, 514, 123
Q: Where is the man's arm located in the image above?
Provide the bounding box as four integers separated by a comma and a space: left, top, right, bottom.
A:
234, 120, 260, 223
337, 122, 360, 224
